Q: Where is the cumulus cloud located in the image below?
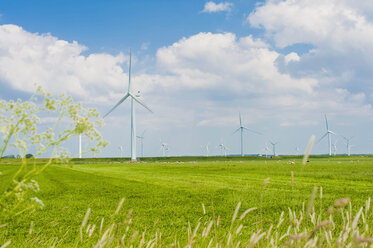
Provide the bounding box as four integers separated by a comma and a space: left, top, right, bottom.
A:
249, 0, 373, 104
1, 22, 373, 155
202, 1, 233, 13
0, 24, 127, 102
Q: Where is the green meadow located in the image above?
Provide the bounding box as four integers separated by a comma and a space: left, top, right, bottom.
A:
1, 156, 373, 246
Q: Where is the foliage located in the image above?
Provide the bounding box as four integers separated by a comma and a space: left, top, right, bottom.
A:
0, 87, 107, 246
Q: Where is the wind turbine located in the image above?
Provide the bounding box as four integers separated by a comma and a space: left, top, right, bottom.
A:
103, 51, 153, 162
342, 136, 353, 156
270, 140, 278, 157
233, 113, 261, 156
136, 130, 146, 158
318, 114, 336, 156
218, 143, 229, 157
118, 146, 123, 158
261, 145, 270, 158
160, 142, 168, 157
295, 146, 300, 156
332, 140, 338, 156
201, 143, 210, 157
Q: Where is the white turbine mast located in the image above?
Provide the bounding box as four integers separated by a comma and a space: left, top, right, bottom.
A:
103, 50, 153, 162
295, 146, 300, 156
264, 145, 270, 158
201, 143, 210, 157
270, 140, 278, 157
136, 130, 146, 158
160, 142, 169, 157
118, 146, 123, 158
233, 112, 261, 157
332, 139, 338, 156
317, 114, 336, 156
218, 143, 229, 157
342, 136, 353, 156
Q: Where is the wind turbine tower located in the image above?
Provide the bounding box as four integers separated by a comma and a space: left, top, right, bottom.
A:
160, 142, 168, 157
218, 143, 229, 157
118, 146, 123, 158
104, 50, 153, 162
233, 113, 260, 156
270, 141, 278, 157
318, 114, 336, 156
201, 143, 210, 157
136, 130, 146, 158
295, 146, 300, 156
332, 140, 338, 156
342, 136, 353, 156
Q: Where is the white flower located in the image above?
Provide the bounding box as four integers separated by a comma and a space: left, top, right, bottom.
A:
30, 197, 45, 209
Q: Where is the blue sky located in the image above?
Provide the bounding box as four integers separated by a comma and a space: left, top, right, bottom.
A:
1, 0, 373, 158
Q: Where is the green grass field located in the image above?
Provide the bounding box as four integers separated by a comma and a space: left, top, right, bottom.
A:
1, 156, 373, 246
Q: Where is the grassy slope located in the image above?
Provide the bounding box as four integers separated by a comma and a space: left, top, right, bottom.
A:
1, 156, 373, 245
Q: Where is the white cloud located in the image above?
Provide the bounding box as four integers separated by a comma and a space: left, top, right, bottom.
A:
1, 23, 373, 156
0, 24, 127, 102
248, 0, 373, 107
202, 1, 233, 13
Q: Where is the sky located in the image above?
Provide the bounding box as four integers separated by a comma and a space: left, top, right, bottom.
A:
1, 0, 373, 157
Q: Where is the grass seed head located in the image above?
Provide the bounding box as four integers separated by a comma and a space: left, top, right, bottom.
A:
334, 198, 350, 207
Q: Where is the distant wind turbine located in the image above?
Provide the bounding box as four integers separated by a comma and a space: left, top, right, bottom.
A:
201, 143, 210, 157
270, 140, 278, 157
160, 142, 169, 157
318, 114, 336, 156
261, 145, 270, 158
332, 140, 338, 156
218, 143, 229, 157
136, 130, 146, 158
295, 146, 300, 156
118, 146, 123, 158
233, 113, 261, 156
342, 136, 353, 156
103, 50, 153, 162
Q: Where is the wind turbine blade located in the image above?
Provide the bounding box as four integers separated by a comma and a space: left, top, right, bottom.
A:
243, 127, 262, 135
329, 131, 337, 135
233, 127, 241, 134
128, 50, 132, 92
129, 93, 153, 113
103, 93, 130, 118
324, 114, 329, 131
316, 132, 328, 144
239, 112, 242, 127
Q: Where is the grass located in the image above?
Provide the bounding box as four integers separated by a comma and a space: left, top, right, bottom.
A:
1, 156, 373, 246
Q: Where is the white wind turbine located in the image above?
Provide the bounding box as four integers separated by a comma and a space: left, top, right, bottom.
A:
318, 114, 336, 156
233, 113, 261, 156
218, 143, 229, 157
136, 130, 146, 158
342, 136, 353, 156
104, 51, 152, 162
270, 140, 278, 157
295, 146, 300, 156
332, 140, 338, 156
264, 145, 270, 158
118, 146, 123, 158
160, 141, 169, 157
201, 143, 210, 157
